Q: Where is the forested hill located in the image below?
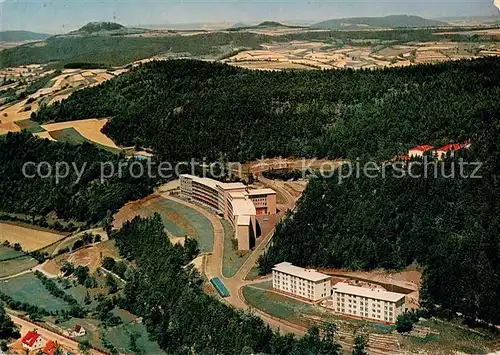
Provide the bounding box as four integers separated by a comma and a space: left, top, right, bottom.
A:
311, 15, 448, 29
33, 58, 500, 162
0, 30, 51, 42
259, 125, 500, 325
0, 132, 155, 225
77, 22, 125, 33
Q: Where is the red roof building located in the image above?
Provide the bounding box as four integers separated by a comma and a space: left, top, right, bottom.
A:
43, 340, 60, 355
410, 145, 434, 152
21, 330, 44, 350
408, 145, 434, 157
436, 143, 467, 159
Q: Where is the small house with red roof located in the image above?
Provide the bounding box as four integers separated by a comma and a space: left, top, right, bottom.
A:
42, 340, 60, 355
21, 330, 45, 351
408, 145, 434, 158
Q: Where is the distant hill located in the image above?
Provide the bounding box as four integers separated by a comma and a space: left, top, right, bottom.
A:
0, 30, 51, 42
231, 22, 250, 29
311, 15, 448, 29
255, 21, 288, 28
77, 22, 126, 33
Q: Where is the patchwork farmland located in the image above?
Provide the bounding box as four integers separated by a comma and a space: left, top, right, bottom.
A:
0, 222, 67, 251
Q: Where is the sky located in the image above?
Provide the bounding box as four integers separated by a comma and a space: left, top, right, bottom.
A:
1, 0, 500, 34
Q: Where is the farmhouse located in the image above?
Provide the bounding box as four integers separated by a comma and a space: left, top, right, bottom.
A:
71, 324, 86, 337
272, 262, 331, 302
22, 330, 45, 352
179, 174, 276, 250
331, 282, 406, 324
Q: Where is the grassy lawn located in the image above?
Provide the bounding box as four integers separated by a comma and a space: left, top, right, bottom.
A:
245, 265, 261, 281
48, 127, 122, 154
14, 119, 45, 133
243, 282, 323, 327
157, 200, 214, 253
0, 272, 72, 312
222, 220, 252, 278
49, 127, 89, 144
0, 256, 38, 278
403, 318, 500, 354
0, 245, 24, 261
106, 320, 166, 354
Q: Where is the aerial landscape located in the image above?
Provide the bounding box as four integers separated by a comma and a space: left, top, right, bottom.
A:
1, 0, 500, 354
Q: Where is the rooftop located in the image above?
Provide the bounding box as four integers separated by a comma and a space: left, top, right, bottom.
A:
437, 143, 465, 152
22, 331, 40, 347
333, 282, 406, 303
231, 196, 256, 216
409, 145, 434, 152
43, 340, 59, 355
221, 182, 247, 190
180, 174, 246, 191
181, 174, 219, 190
272, 262, 331, 282
247, 188, 276, 196
236, 215, 251, 226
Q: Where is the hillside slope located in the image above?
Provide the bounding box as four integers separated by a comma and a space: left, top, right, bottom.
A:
0, 30, 51, 42
311, 15, 448, 29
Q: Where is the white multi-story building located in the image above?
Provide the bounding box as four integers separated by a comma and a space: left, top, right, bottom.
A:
331, 282, 406, 324
179, 174, 276, 250
272, 262, 331, 302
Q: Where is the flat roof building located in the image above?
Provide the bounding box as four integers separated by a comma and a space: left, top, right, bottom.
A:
272, 262, 331, 302
331, 282, 406, 324
179, 174, 276, 251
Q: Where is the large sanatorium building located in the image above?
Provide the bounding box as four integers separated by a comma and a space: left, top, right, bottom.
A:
179, 174, 276, 250
272, 262, 407, 324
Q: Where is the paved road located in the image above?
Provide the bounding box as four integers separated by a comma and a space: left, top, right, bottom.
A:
8, 312, 105, 355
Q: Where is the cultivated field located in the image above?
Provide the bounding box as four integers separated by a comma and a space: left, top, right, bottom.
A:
0, 256, 38, 278
0, 272, 72, 312
223, 40, 500, 71
0, 245, 24, 261
40, 118, 119, 148
0, 222, 67, 252
0, 66, 128, 127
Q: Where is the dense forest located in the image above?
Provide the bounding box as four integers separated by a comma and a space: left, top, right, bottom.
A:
113, 214, 342, 354
259, 124, 500, 325
33, 58, 500, 162
0, 132, 155, 224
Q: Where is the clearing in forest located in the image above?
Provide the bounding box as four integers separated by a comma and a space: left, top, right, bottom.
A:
41, 118, 120, 149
